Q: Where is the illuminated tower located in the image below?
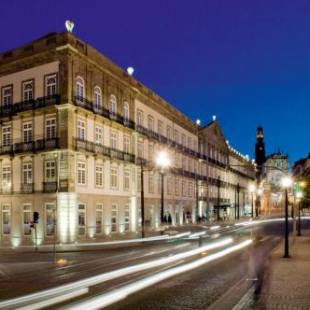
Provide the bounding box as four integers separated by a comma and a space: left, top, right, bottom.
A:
255, 126, 266, 171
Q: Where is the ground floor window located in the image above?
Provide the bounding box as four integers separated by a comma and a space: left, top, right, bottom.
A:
124, 205, 130, 232
2, 205, 10, 235
111, 204, 118, 232
23, 205, 32, 235
45, 204, 55, 236
78, 204, 86, 235
96, 204, 103, 234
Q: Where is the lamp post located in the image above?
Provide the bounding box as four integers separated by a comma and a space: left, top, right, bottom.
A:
296, 191, 303, 237
249, 184, 256, 219
140, 161, 145, 238
282, 176, 292, 258
156, 151, 170, 225
257, 188, 263, 217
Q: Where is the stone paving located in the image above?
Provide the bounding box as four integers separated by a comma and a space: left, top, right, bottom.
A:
247, 234, 310, 309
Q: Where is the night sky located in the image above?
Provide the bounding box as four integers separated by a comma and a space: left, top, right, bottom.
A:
1, 0, 309, 164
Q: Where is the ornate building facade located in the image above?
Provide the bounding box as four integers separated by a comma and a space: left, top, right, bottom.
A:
0, 31, 255, 246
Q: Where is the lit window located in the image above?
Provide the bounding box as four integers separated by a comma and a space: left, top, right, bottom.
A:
110, 166, 118, 189
45, 204, 55, 236
2, 126, 11, 146
77, 119, 85, 141
110, 130, 118, 149
23, 205, 32, 235
109, 95, 117, 117
124, 101, 129, 121
45, 160, 56, 180
137, 110, 143, 126
95, 125, 103, 144
77, 161, 86, 185
95, 165, 104, 187
124, 169, 130, 191
2, 86, 12, 106
23, 163, 32, 184
2, 205, 10, 235
111, 204, 118, 232
23, 81, 33, 101
23, 122, 32, 143
2, 165, 11, 191
96, 204, 103, 234
78, 204, 86, 235
45, 75, 57, 97
76, 76, 85, 98
123, 135, 130, 153
46, 118, 56, 139
94, 86, 102, 110
148, 172, 154, 194
124, 205, 130, 232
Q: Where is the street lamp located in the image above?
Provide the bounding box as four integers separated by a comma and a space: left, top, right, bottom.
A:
282, 176, 292, 258
256, 187, 263, 217
249, 184, 256, 218
156, 151, 170, 225
296, 191, 303, 237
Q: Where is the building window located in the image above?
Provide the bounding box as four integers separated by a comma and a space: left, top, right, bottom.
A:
23, 205, 32, 235
23, 81, 33, 102
23, 163, 32, 184
93, 86, 102, 110
45, 204, 55, 236
46, 118, 56, 139
124, 101, 129, 121
123, 135, 130, 153
45, 160, 56, 181
2, 86, 12, 106
2, 205, 10, 235
95, 125, 103, 145
174, 130, 179, 143
76, 76, 85, 98
124, 169, 130, 191
124, 205, 130, 232
182, 134, 186, 146
2, 126, 11, 146
148, 173, 154, 194
95, 165, 104, 187
137, 139, 143, 158
148, 115, 154, 131
111, 204, 118, 232
167, 176, 173, 195
182, 179, 186, 197
188, 181, 193, 197
137, 110, 143, 126
23, 122, 32, 143
45, 74, 57, 97
96, 204, 103, 234
167, 126, 172, 140
110, 166, 118, 189
148, 142, 154, 161
2, 165, 11, 191
175, 178, 180, 196
110, 130, 118, 149
158, 120, 163, 135
77, 161, 86, 185
109, 94, 117, 117
78, 204, 86, 235
77, 119, 85, 141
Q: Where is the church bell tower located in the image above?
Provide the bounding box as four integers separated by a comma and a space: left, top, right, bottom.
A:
255, 126, 266, 172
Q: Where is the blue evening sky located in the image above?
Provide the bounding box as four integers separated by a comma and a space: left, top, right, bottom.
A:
1, 0, 309, 164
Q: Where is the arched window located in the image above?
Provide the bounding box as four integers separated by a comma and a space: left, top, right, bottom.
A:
23, 81, 33, 102
46, 75, 57, 97
93, 86, 102, 110
123, 101, 129, 122
109, 95, 117, 119
76, 76, 85, 99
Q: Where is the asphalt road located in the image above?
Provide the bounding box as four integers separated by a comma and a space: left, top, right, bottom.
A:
0, 219, 300, 310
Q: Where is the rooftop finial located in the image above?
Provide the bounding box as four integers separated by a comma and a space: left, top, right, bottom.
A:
65, 20, 75, 33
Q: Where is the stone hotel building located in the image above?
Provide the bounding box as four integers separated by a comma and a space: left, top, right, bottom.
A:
0, 31, 255, 246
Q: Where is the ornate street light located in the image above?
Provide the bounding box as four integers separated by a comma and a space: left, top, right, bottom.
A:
156, 151, 171, 224
282, 176, 292, 258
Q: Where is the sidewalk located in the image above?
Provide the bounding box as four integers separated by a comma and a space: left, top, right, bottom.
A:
253, 233, 310, 309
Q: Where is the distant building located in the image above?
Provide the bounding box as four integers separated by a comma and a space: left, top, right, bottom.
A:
292, 153, 310, 178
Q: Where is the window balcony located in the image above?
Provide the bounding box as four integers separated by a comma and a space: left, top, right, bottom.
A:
0, 145, 13, 155
43, 181, 57, 192
14, 141, 34, 153
36, 138, 59, 151
21, 183, 34, 194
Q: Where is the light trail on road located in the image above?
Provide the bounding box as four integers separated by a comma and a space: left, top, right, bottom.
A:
64, 239, 253, 310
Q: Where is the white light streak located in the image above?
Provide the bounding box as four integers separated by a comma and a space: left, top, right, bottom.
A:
0, 237, 232, 309
210, 225, 220, 231
65, 239, 253, 310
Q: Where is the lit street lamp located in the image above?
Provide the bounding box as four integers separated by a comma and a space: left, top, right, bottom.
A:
156, 151, 170, 225
282, 176, 292, 258
249, 184, 256, 218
